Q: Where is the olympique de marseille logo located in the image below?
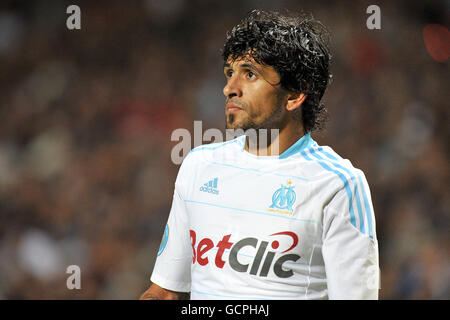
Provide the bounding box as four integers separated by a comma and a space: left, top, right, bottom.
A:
269, 180, 296, 214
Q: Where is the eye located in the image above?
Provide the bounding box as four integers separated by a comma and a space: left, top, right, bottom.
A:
225, 69, 234, 78
246, 70, 256, 80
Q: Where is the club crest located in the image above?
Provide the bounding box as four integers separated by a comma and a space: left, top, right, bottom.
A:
269, 180, 296, 215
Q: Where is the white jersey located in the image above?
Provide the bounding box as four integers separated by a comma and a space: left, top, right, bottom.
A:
150, 133, 379, 299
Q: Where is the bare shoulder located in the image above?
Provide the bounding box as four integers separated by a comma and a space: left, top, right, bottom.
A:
139, 283, 190, 300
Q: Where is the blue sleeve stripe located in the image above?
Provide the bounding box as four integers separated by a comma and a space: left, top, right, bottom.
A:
308, 147, 365, 236
317, 147, 339, 160
313, 147, 374, 239
356, 174, 374, 239
300, 150, 357, 229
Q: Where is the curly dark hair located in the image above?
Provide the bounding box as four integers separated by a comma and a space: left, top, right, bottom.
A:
222, 9, 332, 133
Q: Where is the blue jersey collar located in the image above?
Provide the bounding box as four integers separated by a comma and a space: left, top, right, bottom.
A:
278, 133, 314, 159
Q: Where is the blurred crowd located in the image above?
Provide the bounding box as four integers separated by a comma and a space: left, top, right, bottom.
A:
0, 0, 448, 299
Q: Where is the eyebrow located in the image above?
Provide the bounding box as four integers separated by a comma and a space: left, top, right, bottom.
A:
223, 62, 264, 75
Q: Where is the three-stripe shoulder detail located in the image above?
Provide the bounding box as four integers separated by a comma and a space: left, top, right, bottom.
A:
299, 145, 375, 239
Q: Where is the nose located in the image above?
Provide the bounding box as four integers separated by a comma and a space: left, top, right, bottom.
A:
223, 74, 242, 98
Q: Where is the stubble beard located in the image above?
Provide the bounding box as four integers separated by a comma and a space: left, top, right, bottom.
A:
225, 91, 288, 132
225, 93, 288, 150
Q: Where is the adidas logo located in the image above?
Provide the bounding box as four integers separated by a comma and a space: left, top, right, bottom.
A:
200, 177, 219, 195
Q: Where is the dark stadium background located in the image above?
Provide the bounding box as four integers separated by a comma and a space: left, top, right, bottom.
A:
0, 0, 448, 299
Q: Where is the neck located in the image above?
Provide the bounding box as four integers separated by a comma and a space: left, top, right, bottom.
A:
244, 121, 305, 156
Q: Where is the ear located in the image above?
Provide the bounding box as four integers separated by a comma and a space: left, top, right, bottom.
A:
286, 92, 307, 112
286, 92, 307, 111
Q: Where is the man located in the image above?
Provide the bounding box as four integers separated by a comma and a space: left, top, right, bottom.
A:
140, 9, 379, 300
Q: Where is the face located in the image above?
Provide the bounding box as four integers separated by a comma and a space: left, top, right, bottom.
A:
223, 55, 288, 131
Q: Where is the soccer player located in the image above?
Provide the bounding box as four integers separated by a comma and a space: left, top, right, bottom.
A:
140, 9, 379, 300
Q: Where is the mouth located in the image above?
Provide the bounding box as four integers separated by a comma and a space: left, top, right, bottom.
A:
226, 103, 243, 113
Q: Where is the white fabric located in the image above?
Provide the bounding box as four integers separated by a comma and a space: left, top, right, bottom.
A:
151, 134, 379, 299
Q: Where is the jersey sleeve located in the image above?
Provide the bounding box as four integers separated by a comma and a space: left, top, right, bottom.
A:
322, 173, 380, 300
150, 154, 194, 293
